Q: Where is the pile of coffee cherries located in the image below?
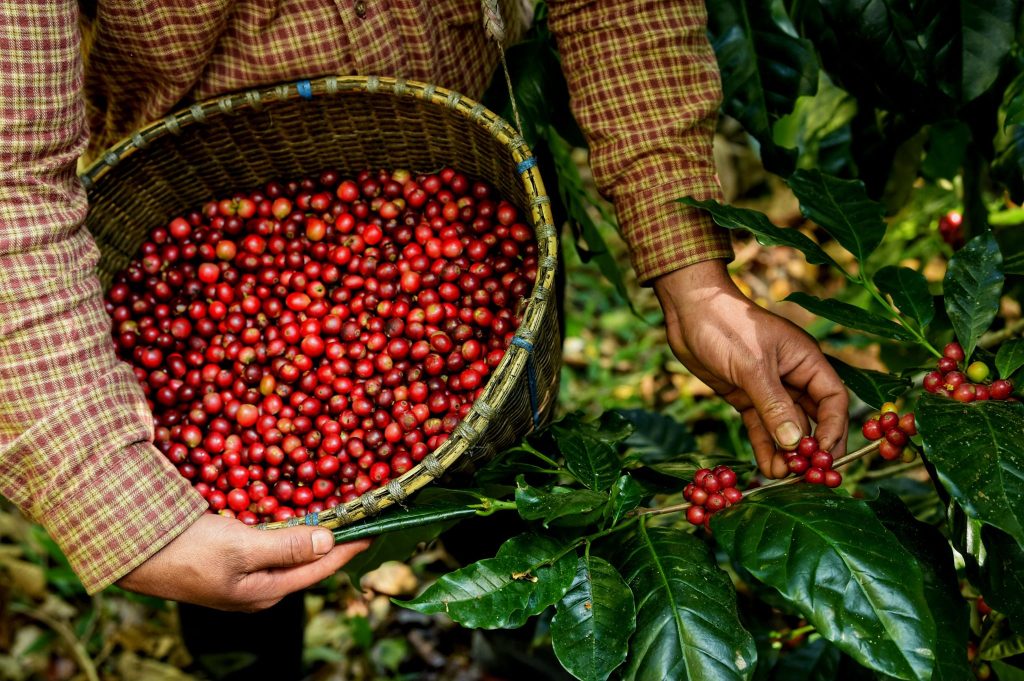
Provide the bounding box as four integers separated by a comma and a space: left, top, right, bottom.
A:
783, 435, 842, 487
923, 342, 1013, 403
861, 404, 917, 462
683, 466, 743, 528
105, 167, 536, 523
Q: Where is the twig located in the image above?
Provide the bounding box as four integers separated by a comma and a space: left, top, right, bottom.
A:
631, 440, 883, 518
979, 318, 1024, 349
9, 602, 101, 681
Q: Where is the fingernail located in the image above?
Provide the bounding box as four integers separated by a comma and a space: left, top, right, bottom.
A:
312, 529, 334, 556
775, 421, 802, 448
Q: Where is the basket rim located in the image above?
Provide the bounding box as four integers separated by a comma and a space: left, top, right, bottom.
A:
82, 75, 560, 531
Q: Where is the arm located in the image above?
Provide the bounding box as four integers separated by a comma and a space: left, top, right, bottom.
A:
0, 0, 365, 607
546, 0, 848, 474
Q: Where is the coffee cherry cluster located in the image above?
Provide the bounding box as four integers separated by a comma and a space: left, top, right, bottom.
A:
105, 167, 536, 523
923, 342, 1014, 403
683, 466, 742, 528
861, 404, 917, 462
783, 436, 842, 487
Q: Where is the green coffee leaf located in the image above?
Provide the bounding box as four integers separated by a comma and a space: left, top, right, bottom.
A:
961, 0, 1017, 103
552, 421, 622, 492
515, 478, 608, 527
944, 232, 1003, 360
399, 533, 575, 629
712, 486, 936, 681
606, 475, 646, 526
868, 492, 971, 681
996, 339, 1024, 380
679, 198, 847, 276
874, 266, 935, 329
1004, 71, 1024, 130
705, 0, 818, 172
787, 170, 886, 263
496, 533, 579, 618
616, 409, 697, 463
980, 525, 1024, 623
614, 525, 756, 680
917, 395, 1024, 547
826, 355, 912, 409
785, 292, 916, 341
332, 489, 480, 544
551, 556, 636, 681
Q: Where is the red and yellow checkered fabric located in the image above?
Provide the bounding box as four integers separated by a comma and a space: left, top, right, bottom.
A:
1, 0, 730, 593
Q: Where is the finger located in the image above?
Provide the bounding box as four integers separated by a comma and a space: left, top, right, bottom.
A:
742, 368, 806, 452
237, 539, 371, 611
260, 540, 371, 597
244, 527, 346, 571
742, 409, 789, 478
785, 350, 850, 455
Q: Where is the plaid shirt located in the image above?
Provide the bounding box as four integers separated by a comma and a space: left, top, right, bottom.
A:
0, 0, 729, 593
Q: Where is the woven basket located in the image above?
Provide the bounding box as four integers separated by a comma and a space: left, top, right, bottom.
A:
82, 75, 561, 531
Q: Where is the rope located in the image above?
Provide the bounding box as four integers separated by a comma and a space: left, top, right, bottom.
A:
482, 0, 524, 137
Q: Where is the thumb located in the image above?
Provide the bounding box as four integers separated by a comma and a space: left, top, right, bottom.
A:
244, 526, 337, 571
746, 375, 805, 451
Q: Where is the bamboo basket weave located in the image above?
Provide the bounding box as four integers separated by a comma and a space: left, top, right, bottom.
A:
82, 75, 561, 531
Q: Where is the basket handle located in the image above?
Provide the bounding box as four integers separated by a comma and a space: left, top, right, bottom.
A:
482, 0, 525, 137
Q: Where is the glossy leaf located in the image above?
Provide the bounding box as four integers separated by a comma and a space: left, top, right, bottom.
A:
616, 409, 696, 463
712, 486, 936, 681
993, 123, 1024, 203
614, 524, 756, 680
869, 492, 971, 681
917, 395, 1024, 547
342, 518, 456, 583
961, 0, 1017, 103
944, 232, 1004, 360
826, 355, 912, 409
551, 556, 636, 681
787, 170, 886, 262
785, 293, 916, 341
705, 0, 818, 172
874, 266, 935, 329
606, 475, 646, 527
996, 339, 1024, 380
979, 617, 1024, 661
331, 489, 480, 544
1004, 71, 1024, 130
980, 525, 1024, 623
515, 478, 608, 527
399, 534, 575, 629
679, 198, 847, 275
994, 660, 1024, 680
551, 422, 622, 492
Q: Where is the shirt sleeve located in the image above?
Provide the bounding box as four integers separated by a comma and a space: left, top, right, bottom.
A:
0, 0, 206, 594
547, 0, 733, 285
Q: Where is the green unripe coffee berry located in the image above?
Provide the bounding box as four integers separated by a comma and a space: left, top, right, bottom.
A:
966, 361, 990, 383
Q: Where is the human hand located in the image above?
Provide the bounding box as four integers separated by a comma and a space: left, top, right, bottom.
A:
117, 514, 369, 611
653, 260, 849, 478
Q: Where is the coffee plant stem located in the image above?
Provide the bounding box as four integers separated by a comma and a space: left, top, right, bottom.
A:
631, 440, 883, 518
472, 498, 518, 516
979, 317, 1024, 349
859, 458, 923, 480
534, 516, 641, 571
860, 274, 942, 358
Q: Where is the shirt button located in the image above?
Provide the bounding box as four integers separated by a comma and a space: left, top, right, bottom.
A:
355, 1, 366, 17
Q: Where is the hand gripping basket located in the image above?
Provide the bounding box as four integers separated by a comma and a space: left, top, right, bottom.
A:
82, 75, 561, 531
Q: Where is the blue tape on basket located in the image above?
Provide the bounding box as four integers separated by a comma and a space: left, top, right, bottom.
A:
304, 511, 319, 526
297, 80, 313, 100
516, 157, 537, 174
510, 336, 539, 428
